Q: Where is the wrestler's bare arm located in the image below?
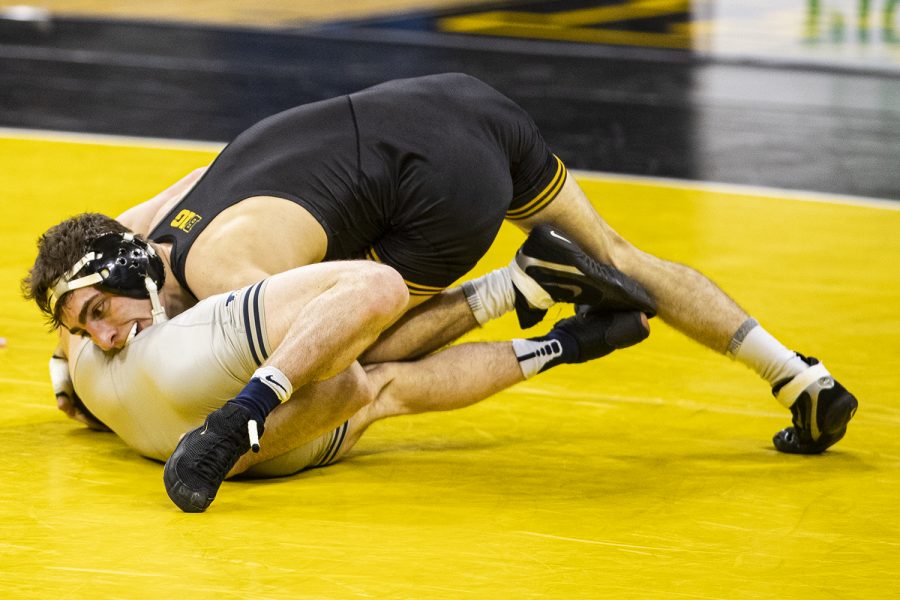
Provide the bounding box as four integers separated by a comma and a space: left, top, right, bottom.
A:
178, 195, 329, 300
52, 329, 108, 429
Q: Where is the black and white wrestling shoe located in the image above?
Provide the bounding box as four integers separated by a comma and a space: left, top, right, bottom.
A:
555, 306, 650, 364
515, 307, 650, 378
771, 356, 858, 454
510, 225, 657, 329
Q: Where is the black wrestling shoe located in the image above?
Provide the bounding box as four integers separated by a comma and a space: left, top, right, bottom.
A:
771, 356, 858, 454
548, 308, 650, 367
511, 225, 657, 328
163, 404, 260, 512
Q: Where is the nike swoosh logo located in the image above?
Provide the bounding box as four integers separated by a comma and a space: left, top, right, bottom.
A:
546, 282, 583, 298
519, 255, 582, 276
264, 375, 287, 394
549, 230, 572, 244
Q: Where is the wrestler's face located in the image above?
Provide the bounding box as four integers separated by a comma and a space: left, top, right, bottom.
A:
59, 287, 154, 351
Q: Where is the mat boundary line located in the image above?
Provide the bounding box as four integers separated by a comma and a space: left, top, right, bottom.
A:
2, 126, 896, 210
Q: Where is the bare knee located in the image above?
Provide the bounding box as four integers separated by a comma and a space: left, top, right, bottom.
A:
346, 263, 409, 324
334, 362, 377, 415
359, 362, 411, 419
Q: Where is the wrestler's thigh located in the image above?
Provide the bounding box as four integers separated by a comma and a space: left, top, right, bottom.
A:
262, 260, 406, 349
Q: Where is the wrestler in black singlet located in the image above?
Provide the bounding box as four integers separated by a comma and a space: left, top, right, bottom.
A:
148, 73, 568, 297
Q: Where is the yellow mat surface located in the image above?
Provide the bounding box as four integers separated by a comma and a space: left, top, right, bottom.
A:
1, 133, 898, 599
0, 0, 486, 27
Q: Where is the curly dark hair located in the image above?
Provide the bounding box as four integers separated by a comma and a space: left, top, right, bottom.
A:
22, 213, 132, 328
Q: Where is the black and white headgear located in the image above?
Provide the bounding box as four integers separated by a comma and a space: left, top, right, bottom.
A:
48, 232, 168, 325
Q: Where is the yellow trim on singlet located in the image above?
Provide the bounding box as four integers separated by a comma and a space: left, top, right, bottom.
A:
405, 281, 445, 296
366, 246, 444, 296
505, 155, 567, 220
366, 247, 381, 262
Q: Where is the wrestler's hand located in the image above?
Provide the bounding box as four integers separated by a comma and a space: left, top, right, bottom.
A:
50, 355, 110, 431
59, 391, 111, 431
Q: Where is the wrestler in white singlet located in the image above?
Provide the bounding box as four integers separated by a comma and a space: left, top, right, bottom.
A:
70, 280, 349, 477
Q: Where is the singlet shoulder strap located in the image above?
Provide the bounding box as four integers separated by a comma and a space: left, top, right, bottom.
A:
148, 207, 205, 299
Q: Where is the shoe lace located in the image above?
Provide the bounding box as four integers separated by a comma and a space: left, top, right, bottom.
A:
191, 429, 245, 483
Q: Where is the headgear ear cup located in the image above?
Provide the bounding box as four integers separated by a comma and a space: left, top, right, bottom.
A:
90, 232, 166, 299
48, 232, 167, 323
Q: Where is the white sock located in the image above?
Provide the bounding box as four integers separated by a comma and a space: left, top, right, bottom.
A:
512, 338, 564, 379
727, 318, 809, 398
462, 268, 517, 326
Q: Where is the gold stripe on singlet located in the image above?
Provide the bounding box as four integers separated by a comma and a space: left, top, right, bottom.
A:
505, 155, 567, 220
365, 247, 444, 296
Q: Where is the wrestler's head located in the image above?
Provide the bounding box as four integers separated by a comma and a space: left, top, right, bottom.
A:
23, 213, 167, 350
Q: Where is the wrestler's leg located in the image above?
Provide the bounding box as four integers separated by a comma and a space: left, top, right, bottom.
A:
241, 299, 632, 475
360, 288, 478, 363
261, 260, 409, 384
232, 342, 531, 475
514, 175, 748, 353
229, 362, 374, 477
338, 343, 523, 458
511, 175, 857, 454
340, 310, 650, 456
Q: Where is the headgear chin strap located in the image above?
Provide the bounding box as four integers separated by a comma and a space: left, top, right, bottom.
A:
48, 232, 168, 325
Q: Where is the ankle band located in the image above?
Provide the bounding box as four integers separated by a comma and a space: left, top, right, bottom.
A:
512, 338, 563, 379
775, 363, 830, 408
253, 365, 293, 403
462, 268, 516, 325
726, 318, 759, 358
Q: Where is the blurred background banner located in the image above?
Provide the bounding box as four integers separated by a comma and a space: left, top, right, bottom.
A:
1, 0, 898, 198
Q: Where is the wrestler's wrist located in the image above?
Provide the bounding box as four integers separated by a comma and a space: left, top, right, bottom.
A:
49, 354, 74, 398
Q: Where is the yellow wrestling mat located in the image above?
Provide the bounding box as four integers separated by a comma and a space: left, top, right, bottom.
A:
0, 0, 487, 28
1, 132, 899, 598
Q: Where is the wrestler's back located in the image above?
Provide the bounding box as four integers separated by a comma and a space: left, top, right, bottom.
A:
147, 73, 531, 299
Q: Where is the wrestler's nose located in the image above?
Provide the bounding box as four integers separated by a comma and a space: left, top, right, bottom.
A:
87, 321, 119, 351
